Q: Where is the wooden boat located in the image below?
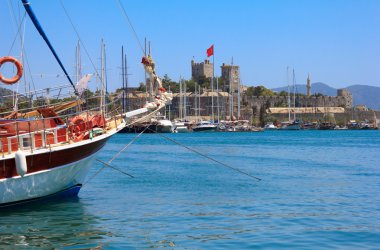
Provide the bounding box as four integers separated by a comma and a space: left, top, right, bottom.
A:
0, 0, 171, 207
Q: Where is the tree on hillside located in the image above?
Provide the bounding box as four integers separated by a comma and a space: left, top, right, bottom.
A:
246, 86, 276, 97
136, 82, 146, 92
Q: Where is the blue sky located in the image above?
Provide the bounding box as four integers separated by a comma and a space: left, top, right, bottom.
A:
1, 0, 380, 92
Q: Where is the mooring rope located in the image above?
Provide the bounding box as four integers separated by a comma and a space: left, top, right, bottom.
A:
83, 126, 149, 186
147, 128, 262, 182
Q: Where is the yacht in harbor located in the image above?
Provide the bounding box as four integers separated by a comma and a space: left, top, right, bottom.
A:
281, 120, 301, 130
264, 123, 278, 130
151, 114, 174, 133
192, 121, 217, 132
173, 120, 189, 133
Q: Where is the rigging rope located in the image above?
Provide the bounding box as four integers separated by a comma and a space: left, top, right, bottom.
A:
58, 0, 103, 88
116, 0, 145, 55
6, 12, 26, 57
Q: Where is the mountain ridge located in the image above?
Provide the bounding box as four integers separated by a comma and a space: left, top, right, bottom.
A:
272, 83, 380, 110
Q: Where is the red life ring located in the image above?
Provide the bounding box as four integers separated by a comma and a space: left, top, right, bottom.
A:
0, 56, 23, 84
69, 116, 86, 142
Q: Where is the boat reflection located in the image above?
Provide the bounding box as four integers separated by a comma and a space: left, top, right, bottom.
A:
0, 198, 109, 248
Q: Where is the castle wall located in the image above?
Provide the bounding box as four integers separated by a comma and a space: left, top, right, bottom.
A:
125, 88, 358, 124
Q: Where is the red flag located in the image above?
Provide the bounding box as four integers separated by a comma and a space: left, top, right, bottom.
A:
207, 45, 214, 57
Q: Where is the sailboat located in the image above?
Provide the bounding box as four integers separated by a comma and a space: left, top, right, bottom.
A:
281, 68, 301, 130
0, 0, 172, 207
193, 85, 217, 132
173, 78, 189, 133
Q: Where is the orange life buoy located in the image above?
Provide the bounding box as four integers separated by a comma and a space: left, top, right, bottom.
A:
69, 116, 86, 142
0, 56, 23, 85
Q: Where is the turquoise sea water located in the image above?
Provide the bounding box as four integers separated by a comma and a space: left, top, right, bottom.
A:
1, 131, 380, 249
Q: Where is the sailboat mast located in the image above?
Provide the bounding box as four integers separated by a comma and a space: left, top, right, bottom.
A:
179, 77, 183, 120
293, 68, 296, 121
104, 43, 108, 114
76, 40, 82, 84
287, 66, 291, 121
148, 41, 154, 99
229, 63, 234, 120
211, 51, 214, 122
216, 76, 220, 123
168, 84, 171, 121
100, 40, 104, 114
144, 38, 148, 102
183, 79, 187, 119
194, 82, 198, 121
100, 39, 106, 115
122, 46, 125, 113
238, 77, 241, 119
200, 85, 202, 120
124, 53, 128, 111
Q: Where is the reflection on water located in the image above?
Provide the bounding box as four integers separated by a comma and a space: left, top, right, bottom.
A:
0, 197, 108, 249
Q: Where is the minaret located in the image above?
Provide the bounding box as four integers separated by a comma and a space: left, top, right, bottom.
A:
307, 74, 311, 97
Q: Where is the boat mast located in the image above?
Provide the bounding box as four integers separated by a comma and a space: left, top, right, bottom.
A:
194, 82, 198, 121
179, 77, 183, 120
183, 79, 187, 119
76, 40, 82, 85
149, 41, 152, 98
198, 84, 201, 120
75, 40, 82, 112
104, 42, 109, 114
238, 77, 241, 120
168, 84, 171, 120
124, 53, 128, 111
229, 60, 234, 120
293, 68, 296, 121
211, 48, 214, 122
100, 39, 106, 115
216, 76, 220, 123
287, 66, 291, 122
144, 38, 148, 102
122, 46, 125, 113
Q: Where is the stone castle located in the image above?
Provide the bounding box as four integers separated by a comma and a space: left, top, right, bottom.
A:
191, 60, 213, 80
123, 60, 378, 125
191, 60, 240, 93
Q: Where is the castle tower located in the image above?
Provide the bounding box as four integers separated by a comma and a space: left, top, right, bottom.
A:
220, 63, 240, 92
307, 74, 311, 97
191, 59, 213, 82
337, 88, 353, 108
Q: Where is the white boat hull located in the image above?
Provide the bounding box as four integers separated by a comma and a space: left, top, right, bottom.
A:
0, 154, 96, 206
174, 126, 189, 133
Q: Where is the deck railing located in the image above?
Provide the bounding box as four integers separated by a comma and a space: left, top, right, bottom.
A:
6, 126, 62, 154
